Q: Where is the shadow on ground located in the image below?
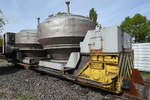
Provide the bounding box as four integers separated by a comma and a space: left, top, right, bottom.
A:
0, 65, 23, 75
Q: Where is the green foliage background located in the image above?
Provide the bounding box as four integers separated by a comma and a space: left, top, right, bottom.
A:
89, 8, 98, 24
0, 10, 5, 33
0, 10, 5, 46
48, 12, 67, 17
120, 13, 150, 42
0, 37, 2, 46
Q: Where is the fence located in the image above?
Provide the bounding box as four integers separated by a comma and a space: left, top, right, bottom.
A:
132, 43, 150, 72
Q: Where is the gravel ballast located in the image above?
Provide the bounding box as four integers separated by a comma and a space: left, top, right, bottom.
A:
0, 60, 149, 100
0, 61, 105, 100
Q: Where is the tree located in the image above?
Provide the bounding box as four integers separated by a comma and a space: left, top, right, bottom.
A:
89, 8, 98, 24
0, 10, 5, 46
56, 12, 67, 15
0, 35, 2, 46
0, 10, 5, 33
48, 14, 54, 17
120, 13, 150, 42
48, 12, 68, 17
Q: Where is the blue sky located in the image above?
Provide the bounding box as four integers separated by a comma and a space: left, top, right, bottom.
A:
0, 0, 150, 34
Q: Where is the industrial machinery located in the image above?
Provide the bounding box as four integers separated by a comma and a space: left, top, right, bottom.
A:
37, 1, 96, 61
37, 15, 96, 60
3, 32, 17, 60
37, 15, 96, 69
76, 26, 133, 93
37, 26, 145, 96
3, 30, 46, 65
37, 2, 96, 69
2, 1, 149, 99
15, 29, 46, 64
3, 26, 148, 98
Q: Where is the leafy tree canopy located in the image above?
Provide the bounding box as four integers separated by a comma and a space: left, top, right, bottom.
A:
0, 36, 2, 46
0, 10, 5, 46
89, 8, 98, 24
48, 12, 68, 17
48, 14, 54, 17
57, 12, 67, 15
0, 10, 5, 33
120, 13, 150, 42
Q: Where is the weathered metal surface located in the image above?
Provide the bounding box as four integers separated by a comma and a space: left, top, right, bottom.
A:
15, 29, 42, 51
39, 60, 67, 70
17, 63, 31, 70
132, 43, 150, 72
16, 30, 39, 44
65, 52, 80, 69
3, 32, 17, 59
131, 69, 144, 84
39, 52, 80, 70
15, 29, 46, 57
80, 26, 132, 53
38, 14, 96, 59
73, 54, 90, 75
22, 57, 46, 65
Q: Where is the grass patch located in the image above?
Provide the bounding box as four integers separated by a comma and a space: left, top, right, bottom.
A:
140, 71, 150, 77
0, 59, 5, 62
20, 92, 36, 100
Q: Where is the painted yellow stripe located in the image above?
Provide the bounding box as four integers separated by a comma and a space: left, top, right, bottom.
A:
119, 53, 124, 78
76, 62, 90, 76
119, 54, 123, 67
120, 53, 127, 78
126, 55, 131, 78
131, 51, 134, 69
129, 56, 133, 76
123, 53, 128, 78
126, 53, 132, 78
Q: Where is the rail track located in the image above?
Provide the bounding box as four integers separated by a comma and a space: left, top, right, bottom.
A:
17, 63, 150, 100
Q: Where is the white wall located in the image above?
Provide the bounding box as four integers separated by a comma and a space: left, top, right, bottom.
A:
132, 43, 150, 72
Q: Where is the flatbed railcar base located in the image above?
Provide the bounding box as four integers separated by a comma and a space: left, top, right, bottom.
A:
17, 62, 150, 100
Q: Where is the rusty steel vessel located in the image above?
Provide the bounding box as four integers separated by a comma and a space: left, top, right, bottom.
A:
37, 14, 96, 59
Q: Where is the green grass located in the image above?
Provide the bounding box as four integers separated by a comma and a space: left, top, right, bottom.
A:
140, 71, 150, 77
20, 92, 36, 100
0, 59, 4, 62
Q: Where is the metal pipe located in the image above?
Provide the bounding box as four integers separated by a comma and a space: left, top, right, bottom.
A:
66, 1, 70, 14
37, 17, 40, 25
